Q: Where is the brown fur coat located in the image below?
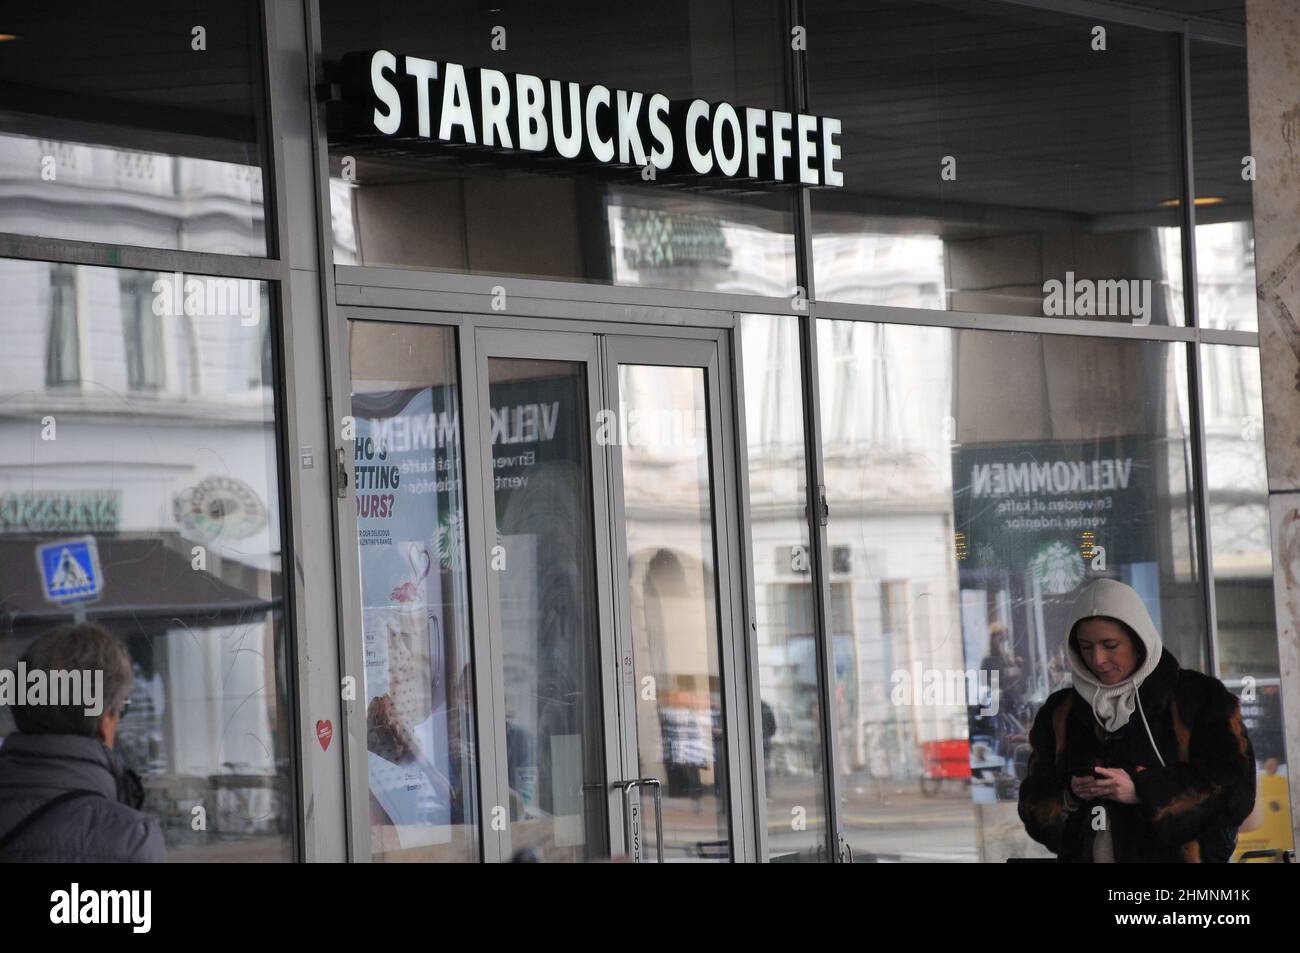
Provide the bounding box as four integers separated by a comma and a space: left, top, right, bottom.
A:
1018, 650, 1255, 862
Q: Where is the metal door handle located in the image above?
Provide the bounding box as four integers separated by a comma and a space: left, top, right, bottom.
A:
610, 777, 664, 863
610, 779, 638, 862
639, 778, 664, 864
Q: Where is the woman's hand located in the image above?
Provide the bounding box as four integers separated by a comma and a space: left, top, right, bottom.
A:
1093, 767, 1140, 804
1070, 768, 1140, 804
1069, 773, 1101, 800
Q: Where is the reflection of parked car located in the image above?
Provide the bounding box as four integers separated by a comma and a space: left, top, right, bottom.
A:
919, 739, 970, 796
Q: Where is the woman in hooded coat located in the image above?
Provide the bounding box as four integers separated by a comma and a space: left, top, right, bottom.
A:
1018, 579, 1255, 862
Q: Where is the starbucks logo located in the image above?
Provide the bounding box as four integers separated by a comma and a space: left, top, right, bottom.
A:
434, 511, 466, 572
174, 476, 268, 541
1030, 540, 1085, 594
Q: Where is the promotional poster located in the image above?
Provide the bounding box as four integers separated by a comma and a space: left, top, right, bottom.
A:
951, 436, 1162, 802
353, 385, 455, 847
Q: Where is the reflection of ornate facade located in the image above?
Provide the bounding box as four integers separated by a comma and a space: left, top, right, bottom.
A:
815, 321, 963, 780
0, 134, 265, 256
0, 259, 288, 858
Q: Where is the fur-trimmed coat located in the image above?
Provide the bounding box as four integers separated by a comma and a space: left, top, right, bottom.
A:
1018, 649, 1255, 862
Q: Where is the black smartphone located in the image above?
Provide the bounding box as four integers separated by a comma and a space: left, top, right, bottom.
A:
1070, 767, 1104, 779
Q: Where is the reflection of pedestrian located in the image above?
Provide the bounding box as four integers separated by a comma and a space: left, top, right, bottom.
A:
979, 625, 1025, 761
660, 702, 709, 807
711, 704, 724, 798
1047, 641, 1072, 694
0, 623, 164, 862
760, 700, 777, 785
980, 625, 1025, 713
505, 717, 537, 819
1019, 580, 1254, 862
444, 663, 475, 825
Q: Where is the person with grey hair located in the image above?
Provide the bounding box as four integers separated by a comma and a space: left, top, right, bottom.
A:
0, 623, 164, 861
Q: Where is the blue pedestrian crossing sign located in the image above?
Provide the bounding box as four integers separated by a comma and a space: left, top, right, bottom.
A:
36, 536, 103, 605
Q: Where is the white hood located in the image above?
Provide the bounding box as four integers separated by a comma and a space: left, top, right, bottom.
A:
1066, 579, 1164, 732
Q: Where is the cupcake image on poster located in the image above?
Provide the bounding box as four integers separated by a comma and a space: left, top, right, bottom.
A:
362, 540, 452, 844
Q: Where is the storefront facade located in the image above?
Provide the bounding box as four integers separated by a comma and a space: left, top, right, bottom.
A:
0, 0, 1292, 862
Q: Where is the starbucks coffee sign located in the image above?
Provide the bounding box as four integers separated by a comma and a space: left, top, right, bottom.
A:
334, 50, 844, 188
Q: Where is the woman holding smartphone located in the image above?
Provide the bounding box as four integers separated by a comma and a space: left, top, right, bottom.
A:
1018, 579, 1256, 862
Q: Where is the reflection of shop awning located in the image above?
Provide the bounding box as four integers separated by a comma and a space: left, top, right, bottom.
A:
0, 535, 281, 625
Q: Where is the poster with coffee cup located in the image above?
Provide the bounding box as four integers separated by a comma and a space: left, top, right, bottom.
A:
353, 385, 452, 846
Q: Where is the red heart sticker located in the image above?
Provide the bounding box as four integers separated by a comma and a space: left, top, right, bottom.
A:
316, 719, 333, 751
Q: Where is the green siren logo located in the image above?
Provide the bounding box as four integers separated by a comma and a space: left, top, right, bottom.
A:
1030, 539, 1085, 594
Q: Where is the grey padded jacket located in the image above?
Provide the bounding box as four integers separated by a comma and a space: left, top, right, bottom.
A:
0, 733, 164, 862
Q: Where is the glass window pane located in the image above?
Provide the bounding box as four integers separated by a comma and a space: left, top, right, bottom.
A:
617, 362, 730, 860
1192, 42, 1257, 332
740, 313, 828, 862
348, 321, 479, 862
320, 0, 796, 294
1201, 344, 1290, 858
809, 0, 1184, 324
0, 1, 269, 255
45, 264, 80, 387
0, 259, 292, 860
817, 318, 1204, 862
1202, 345, 1276, 677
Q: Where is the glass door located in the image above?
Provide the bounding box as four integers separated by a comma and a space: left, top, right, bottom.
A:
345, 318, 482, 863
602, 335, 744, 862
339, 313, 750, 863
471, 328, 622, 863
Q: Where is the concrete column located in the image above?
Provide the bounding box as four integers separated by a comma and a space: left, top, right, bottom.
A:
1246, 0, 1300, 856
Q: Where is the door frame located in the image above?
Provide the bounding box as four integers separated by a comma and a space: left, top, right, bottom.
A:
601, 334, 754, 862
332, 302, 758, 862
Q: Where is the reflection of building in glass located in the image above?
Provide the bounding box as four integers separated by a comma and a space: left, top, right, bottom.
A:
1196, 222, 1257, 331
816, 321, 966, 805
813, 231, 946, 309
1201, 343, 1274, 677
0, 259, 289, 860
0, 134, 265, 256
619, 363, 730, 859
741, 313, 1239, 861
326, 154, 800, 297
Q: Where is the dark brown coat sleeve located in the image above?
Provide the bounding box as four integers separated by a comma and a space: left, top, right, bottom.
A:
1131, 679, 1256, 849
1017, 693, 1076, 853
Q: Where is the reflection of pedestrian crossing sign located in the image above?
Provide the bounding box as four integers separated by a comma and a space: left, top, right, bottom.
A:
36, 536, 102, 605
